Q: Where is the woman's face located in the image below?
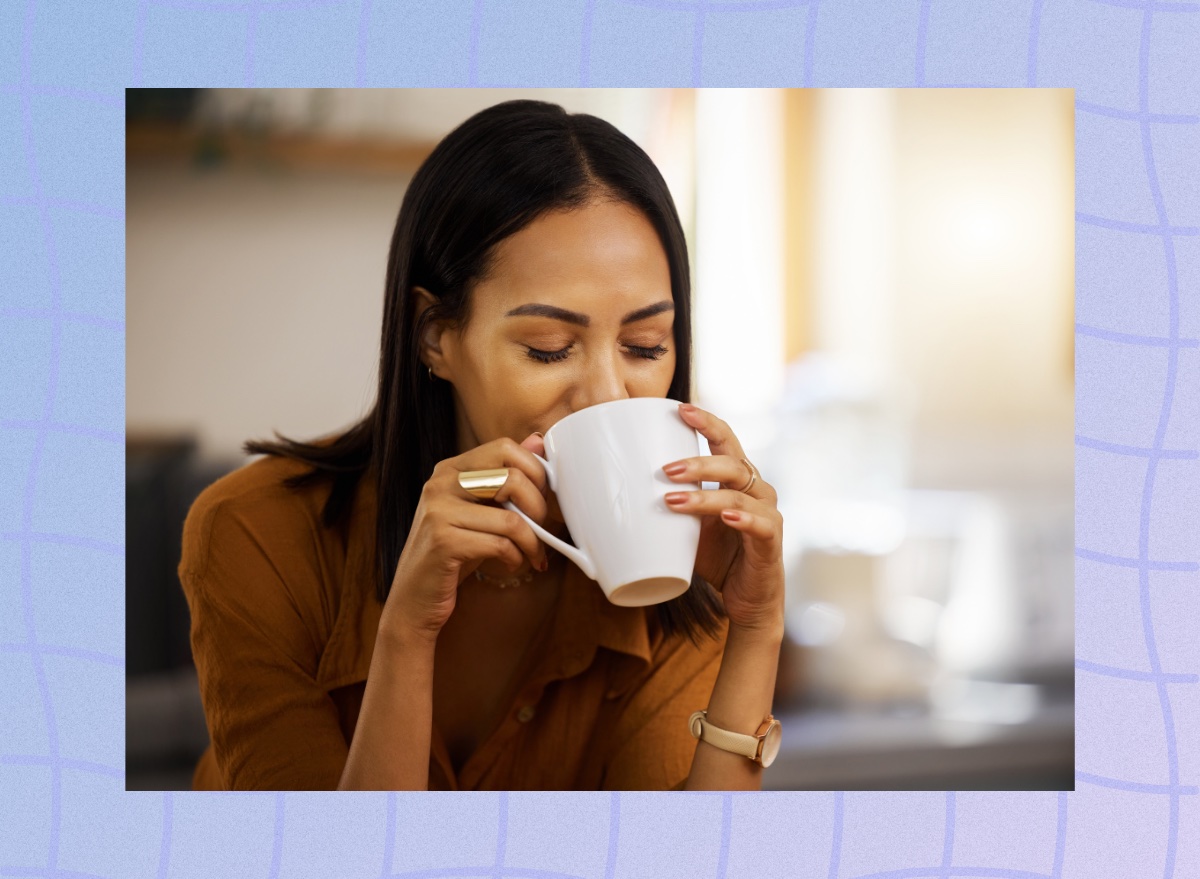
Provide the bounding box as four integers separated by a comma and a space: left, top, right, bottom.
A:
420, 198, 678, 455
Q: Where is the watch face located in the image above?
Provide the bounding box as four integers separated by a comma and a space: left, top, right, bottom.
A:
760, 721, 783, 768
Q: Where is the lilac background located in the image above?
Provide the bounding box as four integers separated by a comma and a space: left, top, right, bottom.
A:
1, 0, 1197, 876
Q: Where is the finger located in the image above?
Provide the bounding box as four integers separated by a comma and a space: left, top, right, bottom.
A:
450, 435, 550, 495
718, 508, 783, 565
662, 453, 758, 491
454, 464, 549, 525
491, 469, 549, 523
520, 431, 546, 456
663, 487, 774, 520
677, 403, 745, 461
718, 508, 779, 544
450, 528, 527, 575
449, 502, 548, 570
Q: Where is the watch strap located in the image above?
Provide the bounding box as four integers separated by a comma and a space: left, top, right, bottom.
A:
688, 710, 761, 762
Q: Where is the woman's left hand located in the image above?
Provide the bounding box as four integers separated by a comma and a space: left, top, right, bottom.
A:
662, 402, 785, 638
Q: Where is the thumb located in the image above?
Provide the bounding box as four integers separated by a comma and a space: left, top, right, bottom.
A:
520, 431, 545, 455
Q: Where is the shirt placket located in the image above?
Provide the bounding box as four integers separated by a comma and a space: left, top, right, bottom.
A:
455, 641, 598, 790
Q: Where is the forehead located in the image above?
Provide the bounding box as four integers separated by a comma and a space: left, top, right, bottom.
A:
473, 200, 672, 316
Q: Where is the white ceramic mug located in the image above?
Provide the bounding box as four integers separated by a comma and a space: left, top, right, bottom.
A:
503, 397, 703, 607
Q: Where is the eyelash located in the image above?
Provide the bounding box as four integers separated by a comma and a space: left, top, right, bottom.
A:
525, 344, 669, 364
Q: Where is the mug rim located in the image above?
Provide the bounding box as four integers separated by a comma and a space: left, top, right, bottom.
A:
544, 396, 685, 446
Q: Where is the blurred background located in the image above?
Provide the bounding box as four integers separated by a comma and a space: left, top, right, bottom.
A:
126, 88, 1074, 791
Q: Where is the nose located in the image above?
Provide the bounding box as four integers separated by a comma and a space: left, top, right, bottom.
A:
573, 348, 630, 411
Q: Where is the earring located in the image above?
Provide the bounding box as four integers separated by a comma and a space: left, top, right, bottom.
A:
427, 365, 436, 381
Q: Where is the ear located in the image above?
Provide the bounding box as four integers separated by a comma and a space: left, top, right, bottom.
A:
415, 286, 465, 381
413, 286, 457, 382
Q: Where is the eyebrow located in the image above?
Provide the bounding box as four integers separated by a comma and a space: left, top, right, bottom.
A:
504, 300, 674, 327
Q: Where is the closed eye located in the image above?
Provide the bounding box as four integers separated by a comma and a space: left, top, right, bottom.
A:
524, 344, 669, 364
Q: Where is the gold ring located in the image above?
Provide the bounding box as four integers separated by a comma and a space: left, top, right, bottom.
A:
458, 468, 510, 501
737, 458, 759, 493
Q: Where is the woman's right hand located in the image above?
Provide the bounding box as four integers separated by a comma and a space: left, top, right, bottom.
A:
381, 432, 551, 643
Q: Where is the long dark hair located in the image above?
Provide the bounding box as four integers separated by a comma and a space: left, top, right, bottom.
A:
245, 99, 724, 644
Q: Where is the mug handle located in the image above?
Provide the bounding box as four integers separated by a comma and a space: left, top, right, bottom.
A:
501, 452, 597, 581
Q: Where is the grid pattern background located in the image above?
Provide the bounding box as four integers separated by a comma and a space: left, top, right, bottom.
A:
1, 1, 1197, 876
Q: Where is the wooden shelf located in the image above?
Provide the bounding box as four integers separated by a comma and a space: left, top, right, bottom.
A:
127, 122, 434, 176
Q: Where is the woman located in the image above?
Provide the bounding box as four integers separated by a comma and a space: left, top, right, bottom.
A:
179, 99, 785, 791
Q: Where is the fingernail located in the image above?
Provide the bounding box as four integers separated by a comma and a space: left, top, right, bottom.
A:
532, 431, 544, 438
538, 556, 548, 572
665, 492, 688, 504
679, 403, 696, 413
721, 510, 741, 522
663, 462, 687, 476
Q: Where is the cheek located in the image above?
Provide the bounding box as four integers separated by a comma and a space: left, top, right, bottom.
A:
639, 350, 677, 396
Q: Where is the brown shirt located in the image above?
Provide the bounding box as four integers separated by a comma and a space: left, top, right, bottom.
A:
178, 453, 727, 790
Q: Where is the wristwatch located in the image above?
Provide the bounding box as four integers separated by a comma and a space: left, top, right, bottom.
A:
688, 709, 783, 768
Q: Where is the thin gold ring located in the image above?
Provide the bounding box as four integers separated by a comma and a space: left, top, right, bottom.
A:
737, 458, 759, 494
458, 468, 510, 501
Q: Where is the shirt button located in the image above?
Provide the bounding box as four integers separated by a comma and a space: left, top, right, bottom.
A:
516, 705, 536, 723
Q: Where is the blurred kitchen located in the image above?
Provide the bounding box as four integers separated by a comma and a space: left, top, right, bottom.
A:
126, 88, 1074, 790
